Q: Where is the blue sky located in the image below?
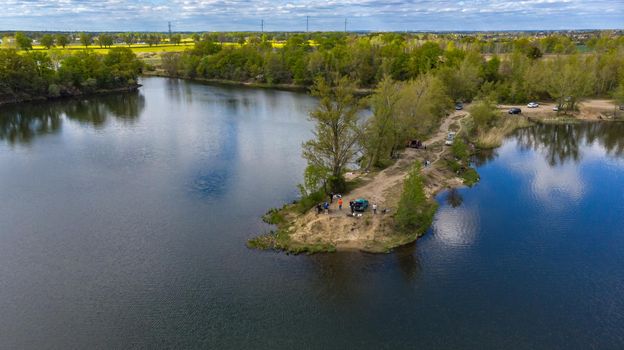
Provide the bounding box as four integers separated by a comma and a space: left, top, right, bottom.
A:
1, 0, 622, 32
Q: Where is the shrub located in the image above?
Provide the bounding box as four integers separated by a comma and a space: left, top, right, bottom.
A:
395, 164, 438, 235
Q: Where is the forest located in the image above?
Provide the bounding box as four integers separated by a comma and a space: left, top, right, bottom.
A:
0, 47, 142, 104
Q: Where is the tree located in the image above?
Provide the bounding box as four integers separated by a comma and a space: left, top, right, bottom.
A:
395, 164, 436, 234
55, 34, 69, 48
613, 81, 624, 118
397, 74, 452, 137
170, 34, 182, 45
15, 32, 32, 50
40, 34, 55, 49
470, 98, 499, 131
97, 34, 114, 48
79, 32, 92, 48
302, 76, 361, 192
363, 75, 402, 168
544, 55, 595, 112
122, 33, 134, 47
527, 46, 543, 60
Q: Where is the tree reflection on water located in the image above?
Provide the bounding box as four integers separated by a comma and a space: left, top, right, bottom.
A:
0, 91, 144, 145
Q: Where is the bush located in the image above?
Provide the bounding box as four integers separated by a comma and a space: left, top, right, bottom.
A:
48, 84, 60, 97
296, 190, 325, 214
395, 164, 438, 234
452, 138, 469, 161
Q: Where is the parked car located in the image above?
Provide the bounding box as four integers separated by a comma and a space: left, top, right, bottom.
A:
445, 132, 456, 146
508, 108, 522, 115
455, 103, 463, 110
407, 139, 424, 149
552, 106, 560, 111
620, 105, 624, 111
353, 198, 369, 212
527, 102, 539, 108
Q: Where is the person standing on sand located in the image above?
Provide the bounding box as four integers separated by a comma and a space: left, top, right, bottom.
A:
372, 203, 377, 214
338, 198, 343, 210
316, 203, 322, 215
329, 192, 334, 203
349, 201, 354, 214
324, 202, 329, 214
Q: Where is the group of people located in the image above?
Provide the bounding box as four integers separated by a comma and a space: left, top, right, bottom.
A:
315, 192, 379, 216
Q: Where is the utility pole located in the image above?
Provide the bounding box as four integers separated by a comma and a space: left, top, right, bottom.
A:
344, 18, 347, 33
306, 16, 309, 33
168, 21, 172, 41
261, 19, 264, 33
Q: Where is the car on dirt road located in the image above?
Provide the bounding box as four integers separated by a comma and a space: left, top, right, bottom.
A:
455, 103, 463, 110
508, 108, 522, 115
527, 102, 539, 108
445, 132, 456, 146
353, 198, 369, 212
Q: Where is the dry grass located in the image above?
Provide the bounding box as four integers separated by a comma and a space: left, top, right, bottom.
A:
476, 117, 532, 148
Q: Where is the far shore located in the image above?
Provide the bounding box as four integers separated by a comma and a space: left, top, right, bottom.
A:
0, 84, 141, 108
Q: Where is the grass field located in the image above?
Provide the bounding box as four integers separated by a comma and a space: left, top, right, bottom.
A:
24, 43, 195, 54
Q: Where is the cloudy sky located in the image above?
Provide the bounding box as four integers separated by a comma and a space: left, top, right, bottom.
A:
1, 0, 622, 32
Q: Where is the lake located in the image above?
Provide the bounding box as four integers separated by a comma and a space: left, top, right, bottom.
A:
1, 77, 623, 349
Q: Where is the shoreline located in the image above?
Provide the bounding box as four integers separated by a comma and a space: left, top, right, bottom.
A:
0, 84, 142, 108
248, 110, 477, 254
249, 100, 623, 255
141, 71, 374, 96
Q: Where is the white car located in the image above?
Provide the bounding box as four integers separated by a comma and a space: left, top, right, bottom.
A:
527, 102, 539, 108
445, 132, 456, 146
552, 106, 559, 111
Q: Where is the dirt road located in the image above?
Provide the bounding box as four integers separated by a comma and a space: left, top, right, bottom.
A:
287, 110, 470, 251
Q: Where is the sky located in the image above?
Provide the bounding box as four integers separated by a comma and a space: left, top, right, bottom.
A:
0, 0, 622, 32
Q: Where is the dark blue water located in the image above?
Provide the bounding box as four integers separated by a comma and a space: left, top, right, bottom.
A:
1, 78, 623, 349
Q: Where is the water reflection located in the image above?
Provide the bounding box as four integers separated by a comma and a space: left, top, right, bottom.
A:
0, 92, 144, 145
515, 122, 624, 165
0, 105, 62, 145
64, 92, 144, 127
445, 188, 464, 208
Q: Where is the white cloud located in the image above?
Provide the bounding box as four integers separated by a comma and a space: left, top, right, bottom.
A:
0, 0, 622, 30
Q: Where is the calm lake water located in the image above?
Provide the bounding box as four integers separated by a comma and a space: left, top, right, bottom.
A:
1, 77, 623, 349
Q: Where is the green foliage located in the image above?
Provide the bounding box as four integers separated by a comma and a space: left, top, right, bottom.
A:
262, 208, 286, 225
15, 32, 32, 50
40, 34, 55, 49
470, 99, 500, 131
55, 34, 69, 48
0, 48, 141, 102
395, 164, 437, 235
302, 76, 360, 193
452, 138, 469, 160
79, 32, 92, 48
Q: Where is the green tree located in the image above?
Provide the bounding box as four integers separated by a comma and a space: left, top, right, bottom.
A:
395, 164, 437, 234
469, 99, 499, 131
544, 55, 595, 112
55, 34, 69, 48
79, 32, 92, 48
40, 34, 55, 49
363, 75, 402, 168
170, 34, 182, 45
302, 76, 361, 192
15, 32, 32, 50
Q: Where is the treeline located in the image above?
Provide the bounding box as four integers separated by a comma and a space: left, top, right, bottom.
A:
6, 32, 187, 50
0, 48, 142, 104
159, 33, 624, 103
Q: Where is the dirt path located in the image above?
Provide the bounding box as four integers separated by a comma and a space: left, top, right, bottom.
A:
286, 110, 470, 252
